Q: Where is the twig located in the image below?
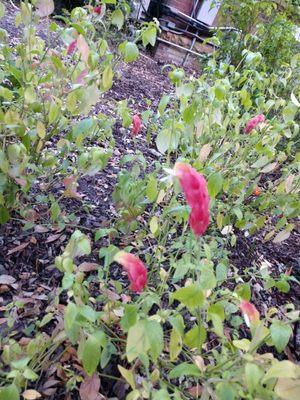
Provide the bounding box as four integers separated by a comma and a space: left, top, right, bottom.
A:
8, 0, 19, 11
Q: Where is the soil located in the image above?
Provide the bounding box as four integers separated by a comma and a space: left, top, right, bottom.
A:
0, 2, 299, 399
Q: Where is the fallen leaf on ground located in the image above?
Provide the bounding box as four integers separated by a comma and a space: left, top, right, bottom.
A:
22, 389, 42, 399
7, 242, 29, 255
35, 225, 50, 233
45, 234, 62, 243
79, 373, 101, 400
78, 262, 99, 272
0, 275, 16, 285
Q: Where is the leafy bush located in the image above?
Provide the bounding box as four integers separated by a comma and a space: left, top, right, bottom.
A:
0, 0, 157, 223
218, 0, 299, 69
0, 1, 299, 399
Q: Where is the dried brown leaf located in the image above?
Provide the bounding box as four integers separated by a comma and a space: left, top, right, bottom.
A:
78, 262, 99, 272
34, 225, 50, 233
7, 242, 29, 255
45, 234, 61, 243
0, 275, 16, 285
79, 373, 101, 400
22, 389, 42, 400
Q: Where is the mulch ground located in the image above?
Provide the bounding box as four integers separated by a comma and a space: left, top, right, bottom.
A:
0, 2, 300, 399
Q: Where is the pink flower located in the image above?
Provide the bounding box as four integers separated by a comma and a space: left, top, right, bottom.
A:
94, 6, 102, 15
244, 114, 265, 134
174, 162, 210, 236
240, 300, 260, 327
67, 40, 77, 55
114, 252, 147, 292
131, 115, 142, 136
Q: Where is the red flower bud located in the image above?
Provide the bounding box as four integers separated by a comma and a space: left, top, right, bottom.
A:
240, 300, 260, 327
131, 115, 142, 136
114, 252, 147, 293
67, 40, 77, 55
174, 162, 210, 236
244, 114, 265, 134
94, 6, 102, 15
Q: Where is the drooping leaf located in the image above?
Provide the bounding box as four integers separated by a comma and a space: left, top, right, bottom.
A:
270, 320, 292, 352
82, 335, 102, 376
111, 9, 124, 30
126, 320, 149, 362
207, 172, 223, 198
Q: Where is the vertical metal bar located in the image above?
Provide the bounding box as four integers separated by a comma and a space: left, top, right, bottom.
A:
182, 0, 201, 66
191, 0, 201, 18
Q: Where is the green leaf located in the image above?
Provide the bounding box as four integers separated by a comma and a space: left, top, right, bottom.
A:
156, 129, 180, 154
0, 3, 5, 19
102, 66, 114, 91
39, 312, 54, 327
82, 334, 102, 376
158, 95, 170, 116
211, 313, 224, 337
184, 324, 206, 350
169, 363, 201, 379
168, 69, 185, 84
142, 26, 157, 47
169, 328, 182, 361
215, 84, 226, 100
232, 339, 250, 351
48, 101, 60, 124
23, 367, 39, 380
216, 382, 236, 400
126, 319, 163, 362
0, 384, 19, 400
0, 206, 9, 224
146, 320, 163, 362
263, 361, 298, 383
126, 320, 149, 362
199, 261, 216, 290
121, 304, 137, 332
245, 363, 264, 394
64, 302, 80, 344
111, 9, 124, 30
153, 389, 171, 400
146, 176, 158, 202
150, 216, 159, 234
11, 356, 30, 369
65, 230, 91, 258
283, 102, 298, 123
235, 282, 251, 301
270, 320, 292, 352
172, 284, 204, 311
207, 172, 223, 198
0, 86, 13, 101
72, 118, 94, 139
118, 365, 136, 390
275, 280, 290, 293
216, 263, 228, 282
123, 42, 139, 62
